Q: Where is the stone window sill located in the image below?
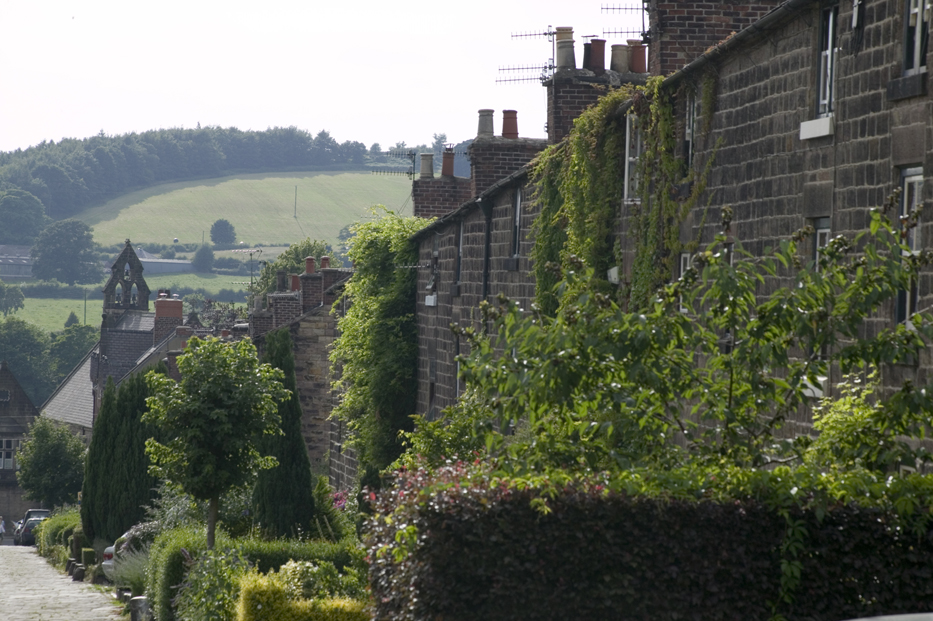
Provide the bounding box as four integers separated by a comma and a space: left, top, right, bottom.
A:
800, 115, 834, 140
886, 71, 927, 102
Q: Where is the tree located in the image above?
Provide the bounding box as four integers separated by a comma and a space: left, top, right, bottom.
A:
210, 219, 236, 245
0, 316, 53, 405
252, 328, 316, 537
31, 219, 101, 285
0, 281, 25, 316
82, 369, 164, 542
64, 311, 80, 327
144, 337, 288, 548
407, 197, 933, 475
49, 324, 98, 385
0, 188, 50, 245
16, 417, 86, 508
255, 238, 338, 295
191, 244, 214, 273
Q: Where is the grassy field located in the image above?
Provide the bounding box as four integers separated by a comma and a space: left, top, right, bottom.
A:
19, 298, 99, 332
77, 170, 413, 248
12, 272, 252, 333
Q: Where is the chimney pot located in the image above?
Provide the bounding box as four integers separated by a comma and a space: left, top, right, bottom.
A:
276, 269, 287, 291
502, 110, 518, 139
628, 39, 647, 73
589, 39, 606, 73
419, 153, 435, 179
554, 26, 573, 42
477, 109, 494, 137
556, 39, 576, 69
305, 256, 316, 274
610, 44, 630, 72
320, 256, 330, 269
290, 274, 300, 291
441, 150, 455, 177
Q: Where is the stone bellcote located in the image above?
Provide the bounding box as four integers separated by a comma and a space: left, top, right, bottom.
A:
102, 239, 151, 312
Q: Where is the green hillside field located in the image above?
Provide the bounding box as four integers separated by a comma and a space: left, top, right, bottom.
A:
77, 170, 413, 248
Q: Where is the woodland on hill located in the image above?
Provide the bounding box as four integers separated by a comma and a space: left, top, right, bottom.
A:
0, 126, 372, 220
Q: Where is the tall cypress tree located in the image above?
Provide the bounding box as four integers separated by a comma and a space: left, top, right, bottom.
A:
82, 378, 119, 542
81, 366, 164, 543
252, 328, 316, 537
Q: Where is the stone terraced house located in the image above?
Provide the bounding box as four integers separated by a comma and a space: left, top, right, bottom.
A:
406, 0, 931, 443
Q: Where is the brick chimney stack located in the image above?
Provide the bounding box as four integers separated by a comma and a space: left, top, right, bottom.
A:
469, 108, 546, 196
153, 290, 184, 345
300, 256, 323, 310
645, 1, 783, 75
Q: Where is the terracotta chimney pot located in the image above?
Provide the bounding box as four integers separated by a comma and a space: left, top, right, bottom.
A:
442, 150, 455, 177
502, 110, 518, 139
320, 256, 330, 269
305, 256, 316, 274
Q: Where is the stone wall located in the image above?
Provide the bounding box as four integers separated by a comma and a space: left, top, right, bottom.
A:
414, 177, 540, 417
469, 137, 546, 198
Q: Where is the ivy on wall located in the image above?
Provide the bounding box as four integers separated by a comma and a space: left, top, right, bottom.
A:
329, 208, 430, 488
531, 74, 719, 312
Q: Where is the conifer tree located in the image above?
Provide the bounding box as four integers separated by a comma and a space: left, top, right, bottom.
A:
82, 367, 164, 542
252, 328, 316, 537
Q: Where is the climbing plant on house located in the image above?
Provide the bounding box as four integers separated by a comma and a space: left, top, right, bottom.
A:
531, 75, 718, 312
330, 208, 430, 488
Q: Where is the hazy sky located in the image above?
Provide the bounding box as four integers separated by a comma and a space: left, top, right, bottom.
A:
1, 1, 643, 153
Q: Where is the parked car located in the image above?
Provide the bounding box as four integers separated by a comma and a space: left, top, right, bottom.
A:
17, 517, 46, 546
101, 544, 116, 580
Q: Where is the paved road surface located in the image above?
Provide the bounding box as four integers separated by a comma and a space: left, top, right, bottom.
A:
0, 544, 120, 621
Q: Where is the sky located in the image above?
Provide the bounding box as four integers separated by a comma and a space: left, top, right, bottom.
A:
0, 0, 643, 153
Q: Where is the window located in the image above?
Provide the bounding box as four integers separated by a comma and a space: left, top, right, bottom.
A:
1, 438, 17, 470
818, 5, 839, 117
455, 222, 463, 283
679, 252, 692, 313
896, 168, 924, 324
624, 114, 644, 202
905, 0, 931, 74
813, 217, 831, 269
684, 91, 699, 169
511, 187, 522, 257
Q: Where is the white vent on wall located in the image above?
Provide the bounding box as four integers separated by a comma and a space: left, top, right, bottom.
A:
425, 294, 437, 307
607, 266, 620, 284
802, 375, 829, 399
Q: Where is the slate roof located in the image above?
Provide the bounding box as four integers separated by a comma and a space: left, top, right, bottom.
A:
42, 345, 96, 430
115, 311, 156, 332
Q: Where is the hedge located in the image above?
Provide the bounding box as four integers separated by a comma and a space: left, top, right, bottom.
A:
148, 526, 366, 621
36, 509, 81, 558
147, 526, 221, 621
235, 538, 366, 575
237, 574, 369, 621
367, 467, 933, 621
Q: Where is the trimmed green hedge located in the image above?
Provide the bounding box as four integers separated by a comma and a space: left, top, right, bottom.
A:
148, 526, 366, 621
237, 574, 369, 621
36, 509, 81, 558
367, 466, 933, 621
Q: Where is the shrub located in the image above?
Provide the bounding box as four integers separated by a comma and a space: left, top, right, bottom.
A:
81, 547, 96, 566
277, 560, 367, 601
162, 248, 176, 259
113, 547, 150, 596
236, 538, 365, 576
147, 526, 224, 621
37, 509, 81, 557
175, 546, 254, 621
213, 257, 242, 270
368, 464, 933, 621
237, 573, 368, 621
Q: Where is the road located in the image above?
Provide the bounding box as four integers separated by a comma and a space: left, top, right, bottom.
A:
0, 543, 120, 621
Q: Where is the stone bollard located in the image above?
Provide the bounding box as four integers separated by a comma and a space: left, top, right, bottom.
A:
66, 558, 76, 574
72, 564, 86, 581
130, 596, 152, 621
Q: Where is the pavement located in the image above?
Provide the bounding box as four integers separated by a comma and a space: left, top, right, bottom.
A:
0, 544, 121, 620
